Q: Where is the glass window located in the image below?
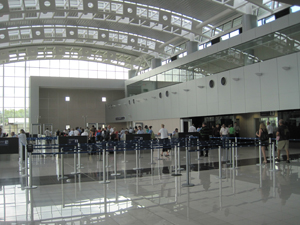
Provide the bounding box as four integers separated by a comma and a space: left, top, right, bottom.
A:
98, 71, 106, 78
15, 98, 25, 108
60, 69, 70, 77
15, 77, 25, 87
107, 71, 115, 79
4, 77, 15, 86
50, 60, 60, 68
79, 70, 89, 78
60, 60, 70, 69
116, 71, 124, 79
291, 6, 300, 13
221, 34, 229, 41
89, 61, 98, 70
89, 70, 97, 78
70, 60, 79, 70
107, 64, 115, 72
28, 60, 39, 68
40, 68, 50, 77
29, 67, 40, 76
4, 66, 15, 76
4, 98, 15, 107
14, 67, 25, 77
230, 30, 240, 38
79, 61, 88, 70
40, 60, 50, 68
265, 15, 275, 24
70, 69, 79, 78
15, 88, 24, 97
102, 97, 106, 102
49, 68, 59, 77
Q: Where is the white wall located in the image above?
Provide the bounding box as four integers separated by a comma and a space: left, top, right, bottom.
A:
106, 51, 300, 123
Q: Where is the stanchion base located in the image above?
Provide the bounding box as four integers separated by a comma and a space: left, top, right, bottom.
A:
182, 183, 194, 187
99, 180, 110, 184
171, 173, 182, 176
58, 176, 68, 180
24, 186, 38, 189
133, 168, 143, 170
111, 173, 121, 176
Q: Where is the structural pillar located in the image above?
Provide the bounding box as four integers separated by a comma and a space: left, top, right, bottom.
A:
242, 14, 257, 65
186, 41, 198, 55
151, 58, 161, 69
128, 70, 137, 79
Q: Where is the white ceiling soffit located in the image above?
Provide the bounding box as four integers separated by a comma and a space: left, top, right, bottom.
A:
0, 0, 290, 68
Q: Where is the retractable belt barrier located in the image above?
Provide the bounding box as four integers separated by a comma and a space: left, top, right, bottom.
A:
25, 136, 295, 189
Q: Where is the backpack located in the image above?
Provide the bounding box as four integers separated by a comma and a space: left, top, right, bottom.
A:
151, 131, 155, 139
96, 131, 103, 141
260, 129, 268, 141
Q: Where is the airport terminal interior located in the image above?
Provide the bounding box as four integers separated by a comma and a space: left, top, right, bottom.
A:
1, 0, 300, 224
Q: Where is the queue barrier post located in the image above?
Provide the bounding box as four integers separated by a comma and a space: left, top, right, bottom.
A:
150, 140, 156, 165
122, 141, 128, 163
256, 140, 262, 166
71, 145, 79, 175
172, 145, 182, 177
24, 144, 37, 189
133, 143, 142, 170
218, 146, 226, 179
58, 149, 68, 180
235, 137, 238, 169
99, 144, 110, 184
269, 143, 276, 172
182, 140, 194, 187
111, 146, 121, 176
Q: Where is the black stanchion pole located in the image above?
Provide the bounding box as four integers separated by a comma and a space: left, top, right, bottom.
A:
182, 138, 194, 187
111, 146, 121, 176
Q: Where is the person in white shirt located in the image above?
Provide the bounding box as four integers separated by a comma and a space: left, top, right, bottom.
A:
267, 121, 273, 138
18, 129, 27, 161
81, 129, 89, 136
137, 126, 144, 134
68, 129, 74, 136
44, 128, 52, 144
74, 129, 80, 136
220, 124, 229, 148
158, 124, 169, 156
188, 124, 197, 132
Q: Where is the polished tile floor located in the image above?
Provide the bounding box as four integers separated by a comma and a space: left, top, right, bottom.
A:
1, 144, 300, 224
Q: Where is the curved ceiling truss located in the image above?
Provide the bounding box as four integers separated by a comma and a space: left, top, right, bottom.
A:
0, 0, 290, 70
0, 44, 149, 69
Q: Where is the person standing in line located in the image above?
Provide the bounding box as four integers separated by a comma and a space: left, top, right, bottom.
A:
256, 122, 269, 164
234, 122, 240, 137
228, 124, 235, 137
267, 121, 274, 139
200, 122, 210, 157
220, 124, 229, 148
0, 127, 5, 137
44, 128, 52, 144
18, 129, 27, 161
213, 124, 220, 137
137, 126, 144, 134
172, 128, 179, 139
188, 124, 197, 132
276, 119, 290, 163
158, 124, 169, 156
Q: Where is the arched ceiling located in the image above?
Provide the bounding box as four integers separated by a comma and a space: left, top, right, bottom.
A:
0, 0, 291, 71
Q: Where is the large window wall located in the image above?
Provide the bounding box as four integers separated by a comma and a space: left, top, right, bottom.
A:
0, 60, 129, 135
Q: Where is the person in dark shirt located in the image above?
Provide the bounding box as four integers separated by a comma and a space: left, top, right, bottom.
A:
276, 119, 290, 163
200, 122, 211, 157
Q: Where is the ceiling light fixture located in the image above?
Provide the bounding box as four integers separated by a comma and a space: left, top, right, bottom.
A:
183, 89, 190, 92
255, 72, 263, 76
171, 92, 177, 94
232, 78, 240, 81
198, 85, 205, 88
282, 66, 291, 71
